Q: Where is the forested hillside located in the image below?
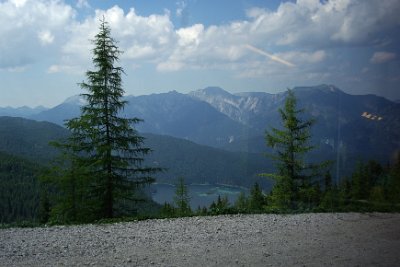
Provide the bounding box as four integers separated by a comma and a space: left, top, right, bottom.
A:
144, 133, 271, 187
0, 152, 41, 223
0, 117, 268, 187
0, 117, 69, 163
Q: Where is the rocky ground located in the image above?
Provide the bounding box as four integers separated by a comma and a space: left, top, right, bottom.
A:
1, 213, 400, 266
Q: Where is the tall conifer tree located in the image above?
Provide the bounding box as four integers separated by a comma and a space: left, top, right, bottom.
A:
262, 89, 325, 210
50, 18, 158, 221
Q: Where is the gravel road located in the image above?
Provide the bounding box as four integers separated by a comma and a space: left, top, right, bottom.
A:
1, 213, 399, 266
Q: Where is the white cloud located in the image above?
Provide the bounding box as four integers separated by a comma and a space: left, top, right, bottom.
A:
176, 24, 203, 47
10, 0, 27, 8
125, 45, 156, 60
38, 30, 54, 45
153, 0, 398, 75
60, 5, 175, 67
47, 64, 83, 74
176, 0, 187, 18
283, 50, 327, 64
47, 65, 61, 73
370, 51, 397, 64
243, 0, 400, 47
0, 0, 74, 69
76, 0, 90, 9
156, 61, 184, 72
1, 0, 398, 87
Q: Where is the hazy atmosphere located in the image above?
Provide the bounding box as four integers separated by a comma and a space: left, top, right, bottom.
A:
1, 0, 400, 107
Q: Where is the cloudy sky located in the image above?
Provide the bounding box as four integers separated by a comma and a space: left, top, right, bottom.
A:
1, 0, 399, 107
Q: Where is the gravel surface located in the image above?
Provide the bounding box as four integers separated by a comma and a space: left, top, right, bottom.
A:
1, 213, 400, 266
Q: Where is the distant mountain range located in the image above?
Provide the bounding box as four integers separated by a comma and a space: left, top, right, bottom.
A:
191, 85, 400, 178
2, 84, 399, 181
0, 105, 47, 117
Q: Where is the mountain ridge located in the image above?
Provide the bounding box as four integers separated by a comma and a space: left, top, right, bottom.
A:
0, 105, 48, 118
2, 85, 398, 180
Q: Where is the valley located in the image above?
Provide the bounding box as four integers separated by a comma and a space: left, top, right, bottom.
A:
1, 85, 399, 223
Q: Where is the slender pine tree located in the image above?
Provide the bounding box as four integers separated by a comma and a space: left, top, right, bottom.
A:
49, 18, 159, 221
262, 89, 326, 210
249, 182, 265, 212
173, 177, 191, 216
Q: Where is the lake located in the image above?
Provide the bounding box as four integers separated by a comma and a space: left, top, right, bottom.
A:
150, 183, 249, 209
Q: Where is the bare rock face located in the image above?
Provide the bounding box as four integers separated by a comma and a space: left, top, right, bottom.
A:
1, 213, 400, 267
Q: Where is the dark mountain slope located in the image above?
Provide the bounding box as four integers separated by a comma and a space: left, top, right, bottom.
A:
0, 116, 69, 163
0, 117, 269, 187
143, 133, 271, 187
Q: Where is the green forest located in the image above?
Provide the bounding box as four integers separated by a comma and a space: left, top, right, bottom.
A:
1, 19, 400, 226
0, 152, 41, 223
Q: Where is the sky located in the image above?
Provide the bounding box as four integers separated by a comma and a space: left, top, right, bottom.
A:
0, 0, 399, 107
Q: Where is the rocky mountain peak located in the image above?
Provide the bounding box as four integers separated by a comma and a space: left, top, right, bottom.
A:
195, 86, 233, 97
63, 95, 87, 106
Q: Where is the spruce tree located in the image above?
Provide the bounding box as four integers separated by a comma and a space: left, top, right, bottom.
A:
234, 192, 249, 213
210, 195, 230, 215
249, 182, 265, 212
50, 18, 159, 221
173, 177, 191, 216
262, 89, 326, 210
